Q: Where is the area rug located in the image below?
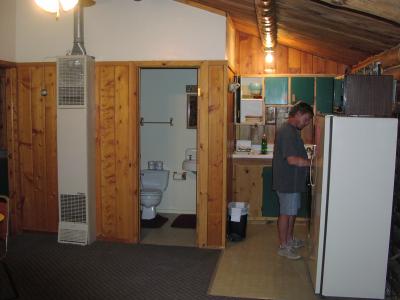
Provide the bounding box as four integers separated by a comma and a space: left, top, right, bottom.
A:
141, 214, 168, 228
171, 214, 196, 228
1, 232, 234, 300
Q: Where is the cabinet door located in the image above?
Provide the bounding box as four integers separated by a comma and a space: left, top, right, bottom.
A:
298, 185, 311, 218
291, 77, 314, 105
262, 166, 279, 217
262, 166, 311, 218
264, 77, 288, 104
316, 77, 334, 114
233, 164, 263, 217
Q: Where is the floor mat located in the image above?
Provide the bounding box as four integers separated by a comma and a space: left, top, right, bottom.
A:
141, 214, 168, 228
171, 214, 196, 228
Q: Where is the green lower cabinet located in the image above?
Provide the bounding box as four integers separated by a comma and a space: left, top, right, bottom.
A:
262, 166, 311, 218
262, 166, 279, 217
299, 186, 311, 218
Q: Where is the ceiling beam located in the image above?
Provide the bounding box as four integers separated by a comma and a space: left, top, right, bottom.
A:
316, 0, 400, 25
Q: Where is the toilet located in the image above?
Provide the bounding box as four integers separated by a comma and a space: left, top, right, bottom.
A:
140, 169, 170, 220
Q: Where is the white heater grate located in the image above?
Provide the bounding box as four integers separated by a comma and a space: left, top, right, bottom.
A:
60, 193, 87, 223
57, 55, 96, 246
57, 57, 86, 106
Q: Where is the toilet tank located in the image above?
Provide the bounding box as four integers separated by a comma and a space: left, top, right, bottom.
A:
141, 170, 170, 191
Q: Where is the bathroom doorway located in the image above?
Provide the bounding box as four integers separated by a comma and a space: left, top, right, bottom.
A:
139, 68, 198, 247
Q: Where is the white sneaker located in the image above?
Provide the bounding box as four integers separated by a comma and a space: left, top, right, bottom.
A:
287, 238, 305, 249
277, 246, 301, 260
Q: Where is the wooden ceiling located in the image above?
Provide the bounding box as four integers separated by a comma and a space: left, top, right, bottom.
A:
178, 0, 400, 66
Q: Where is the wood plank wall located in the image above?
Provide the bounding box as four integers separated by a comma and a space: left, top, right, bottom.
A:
0, 69, 6, 149
16, 64, 58, 232
198, 61, 229, 248
238, 32, 347, 75
95, 63, 138, 243
8, 61, 228, 248
226, 16, 237, 73
5, 68, 22, 233
207, 63, 225, 247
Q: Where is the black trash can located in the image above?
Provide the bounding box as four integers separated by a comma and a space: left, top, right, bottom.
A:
227, 202, 249, 241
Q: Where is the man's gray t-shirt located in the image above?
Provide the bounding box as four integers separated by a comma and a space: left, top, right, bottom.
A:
272, 122, 308, 193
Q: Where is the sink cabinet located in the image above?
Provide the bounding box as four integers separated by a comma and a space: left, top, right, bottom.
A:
232, 158, 272, 219
232, 158, 311, 220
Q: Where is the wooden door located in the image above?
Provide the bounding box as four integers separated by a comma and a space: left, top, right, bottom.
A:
17, 64, 58, 232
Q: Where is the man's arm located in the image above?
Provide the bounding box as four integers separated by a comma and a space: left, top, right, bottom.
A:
287, 156, 310, 167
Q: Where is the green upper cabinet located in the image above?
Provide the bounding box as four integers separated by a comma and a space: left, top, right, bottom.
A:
290, 77, 314, 105
316, 77, 334, 114
264, 77, 288, 104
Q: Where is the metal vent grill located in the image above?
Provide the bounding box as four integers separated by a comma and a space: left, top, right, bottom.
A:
60, 194, 87, 223
58, 57, 86, 106
58, 227, 87, 245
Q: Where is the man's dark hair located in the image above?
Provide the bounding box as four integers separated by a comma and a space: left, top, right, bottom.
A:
289, 101, 314, 117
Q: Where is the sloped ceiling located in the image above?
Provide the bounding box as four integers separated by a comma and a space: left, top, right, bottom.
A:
178, 0, 400, 66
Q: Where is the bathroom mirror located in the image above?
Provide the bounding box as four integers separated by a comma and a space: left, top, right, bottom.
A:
187, 94, 197, 129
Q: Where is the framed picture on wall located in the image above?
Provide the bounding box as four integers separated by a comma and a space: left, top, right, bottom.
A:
187, 94, 197, 129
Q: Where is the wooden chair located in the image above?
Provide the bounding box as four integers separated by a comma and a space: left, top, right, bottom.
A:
0, 195, 18, 300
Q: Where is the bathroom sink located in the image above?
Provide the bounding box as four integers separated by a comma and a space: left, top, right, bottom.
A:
183, 148, 197, 173
182, 159, 196, 172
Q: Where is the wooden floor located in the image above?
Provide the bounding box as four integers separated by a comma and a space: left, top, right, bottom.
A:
209, 222, 319, 300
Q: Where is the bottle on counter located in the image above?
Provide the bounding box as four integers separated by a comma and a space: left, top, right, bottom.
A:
261, 133, 267, 154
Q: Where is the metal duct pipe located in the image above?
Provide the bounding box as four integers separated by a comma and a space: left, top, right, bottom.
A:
255, 0, 277, 51
71, 2, 86, 55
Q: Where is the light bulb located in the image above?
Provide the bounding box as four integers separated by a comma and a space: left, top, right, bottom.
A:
265, 52, 274, 63
35, 0, 59, 13
60, 0, 79, 11
35, 0, 79, 17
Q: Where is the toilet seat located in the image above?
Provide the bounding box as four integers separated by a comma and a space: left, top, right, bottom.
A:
141, 188, 162, 196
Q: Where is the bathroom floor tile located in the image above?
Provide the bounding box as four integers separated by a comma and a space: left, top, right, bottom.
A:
141, 213, 196, 247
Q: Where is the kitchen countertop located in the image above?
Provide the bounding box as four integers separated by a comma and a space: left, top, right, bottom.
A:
232, 151, 273, 159
232, 144, 314, 159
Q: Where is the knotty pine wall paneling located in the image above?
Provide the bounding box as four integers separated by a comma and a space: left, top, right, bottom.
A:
226, 67, 235, 210
197, 61, 229, 248
5, 67, 22, 233
16, 64, 58, 232
95, 63, 138, 243
10, 60, 228, 248
207, 63, 227, 247
0, 69, 6, 149
197, 61, 209, 248
238, 32, 347, 75
207, 63, 225, 247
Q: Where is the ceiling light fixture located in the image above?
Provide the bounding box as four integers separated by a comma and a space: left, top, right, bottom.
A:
255, 0, 277, 73
35, 0, 79, 18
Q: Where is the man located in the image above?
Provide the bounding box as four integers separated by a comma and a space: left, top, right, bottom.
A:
272, 102, 313, 260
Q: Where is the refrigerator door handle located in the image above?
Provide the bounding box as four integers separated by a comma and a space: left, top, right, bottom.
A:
309, 145, 317, 187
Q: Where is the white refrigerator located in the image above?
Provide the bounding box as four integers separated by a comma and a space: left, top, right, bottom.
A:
308, 115, 398, 299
